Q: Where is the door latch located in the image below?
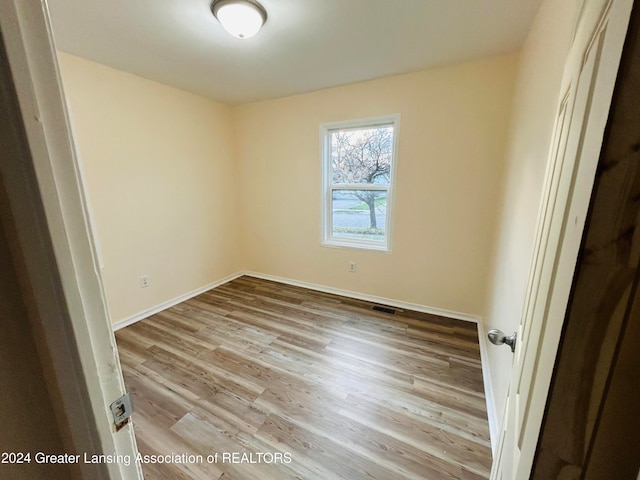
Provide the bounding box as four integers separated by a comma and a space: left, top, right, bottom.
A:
110, 393, 133, 431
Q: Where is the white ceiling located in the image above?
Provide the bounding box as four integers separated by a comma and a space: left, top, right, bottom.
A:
47, 0, 543, 105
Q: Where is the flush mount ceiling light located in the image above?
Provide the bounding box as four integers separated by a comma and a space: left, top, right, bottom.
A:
211, 0, 267, 39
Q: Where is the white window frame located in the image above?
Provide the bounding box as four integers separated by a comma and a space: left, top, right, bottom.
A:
320, 114, 400, 252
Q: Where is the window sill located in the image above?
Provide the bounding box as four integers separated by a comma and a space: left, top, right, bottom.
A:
321, 239, 390, 253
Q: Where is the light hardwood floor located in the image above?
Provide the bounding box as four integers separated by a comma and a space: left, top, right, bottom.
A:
115, 276, 492, 479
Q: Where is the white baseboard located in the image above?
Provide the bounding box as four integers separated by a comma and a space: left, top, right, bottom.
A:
243, 271, 481, 324
477, 320, 499, 455
113, 270, 482, 330
111, 271, 244, 331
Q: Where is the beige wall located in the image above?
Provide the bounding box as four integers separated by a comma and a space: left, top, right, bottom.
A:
59, 52, 517, 322
57, 53, 240, 323
483, 0, 578, 426
235, 55, 517, 315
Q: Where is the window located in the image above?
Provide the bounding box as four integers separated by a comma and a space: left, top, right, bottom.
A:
321, 115, 399, 251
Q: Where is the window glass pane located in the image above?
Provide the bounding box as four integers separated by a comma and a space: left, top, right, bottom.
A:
332, 189, 386, 242
330, 126, 393, 185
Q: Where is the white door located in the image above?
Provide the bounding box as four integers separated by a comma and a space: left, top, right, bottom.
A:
0, 1, 142, 479
491, 0, 634, 478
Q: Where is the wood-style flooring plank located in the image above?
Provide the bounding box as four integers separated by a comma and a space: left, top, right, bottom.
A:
116, 276, 492, 479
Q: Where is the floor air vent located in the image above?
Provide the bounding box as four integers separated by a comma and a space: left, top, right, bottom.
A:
371, 305, 397, 315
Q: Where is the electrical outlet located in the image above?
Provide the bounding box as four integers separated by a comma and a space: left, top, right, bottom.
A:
140, 275, 150, 288
349, 261, 357, 273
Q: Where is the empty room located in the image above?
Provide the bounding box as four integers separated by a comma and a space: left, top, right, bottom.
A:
1, 0, 638, 479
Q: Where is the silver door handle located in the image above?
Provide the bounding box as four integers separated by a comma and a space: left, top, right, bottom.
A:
488, 329, 517, 353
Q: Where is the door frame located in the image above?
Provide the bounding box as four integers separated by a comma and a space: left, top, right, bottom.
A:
0, 1, 141, 479
490, 0, 634, 477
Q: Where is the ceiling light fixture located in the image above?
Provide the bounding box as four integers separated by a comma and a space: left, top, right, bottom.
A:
211, 0, 267, 39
